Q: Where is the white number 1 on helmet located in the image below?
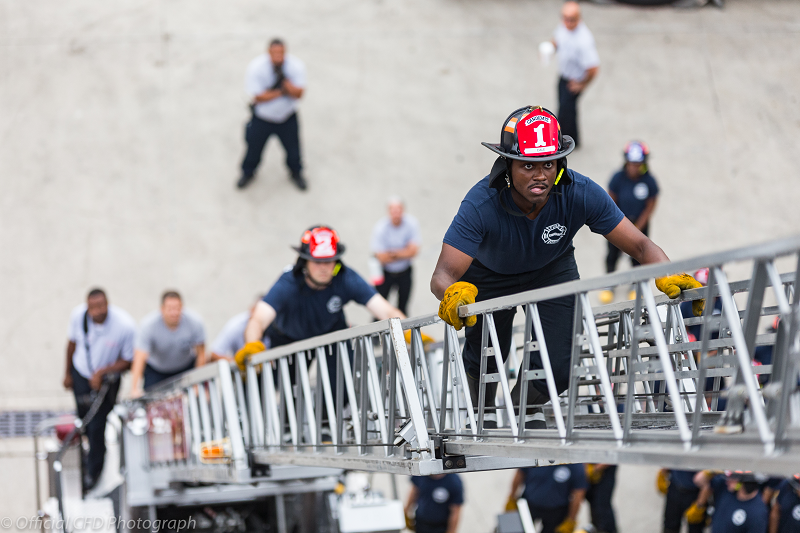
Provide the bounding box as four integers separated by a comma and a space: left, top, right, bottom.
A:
533, 124, 546, 147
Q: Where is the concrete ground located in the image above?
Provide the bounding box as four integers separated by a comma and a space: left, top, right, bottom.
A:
2, 0, 800, 530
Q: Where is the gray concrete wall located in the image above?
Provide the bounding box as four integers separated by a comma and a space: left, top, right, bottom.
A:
2, 0, 799, 530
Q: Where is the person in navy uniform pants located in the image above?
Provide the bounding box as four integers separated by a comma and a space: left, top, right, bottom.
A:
584, 464, 617, 533
659, 469, 706, 533
770, 475, 800, 533
507, 465, 587, 533
404, 474, 464, 533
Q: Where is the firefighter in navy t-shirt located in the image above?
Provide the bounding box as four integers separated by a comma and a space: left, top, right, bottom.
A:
430, 106, 704, 419
658, 469, 706, 533
770, 475, 800, 533
693, 471, 769, 533
235, 225, 405, 370
599, 141, 659, 304
405, 474, 464, 533
507, 464, 588, 533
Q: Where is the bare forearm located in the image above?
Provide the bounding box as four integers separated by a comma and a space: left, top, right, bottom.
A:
253, 89, 283, 103
567, 490, 584, 520
65, 342, 75, 373
98, 359, 131, 376
446, 506, 461, 533
769, 503, 781, 533
635, 199, 657, 229
431, 270, 456, 300
195, 345, 206, 367
130, 350, 148, 394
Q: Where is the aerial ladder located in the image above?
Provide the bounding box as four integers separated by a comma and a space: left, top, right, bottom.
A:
38, 237, 798, 533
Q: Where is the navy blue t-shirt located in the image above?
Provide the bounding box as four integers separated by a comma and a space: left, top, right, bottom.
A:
263, 265, 377, 341
776, 480, 800, 533
608, 169, 659, 222
521, 464, 588, 509
710, 476, 768, 533
444, 170, 624, 275
671, 470, 700, 490
411, 474, 464, 525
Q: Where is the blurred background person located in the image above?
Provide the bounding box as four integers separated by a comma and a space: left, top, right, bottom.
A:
371, 196, 421, 316
209, 296, 269, 363
770, 474, 800, 533
238, 38, 307, 190
404, 473, 464, 533
599, 141, 659, 304
551, 1, 599, 147
507, 465, 587, 533
63, 288, 135, 491
131, 290, 206, 395
584, 464, 617, 533
693, 470, 768, 533
658, 469, 706, 533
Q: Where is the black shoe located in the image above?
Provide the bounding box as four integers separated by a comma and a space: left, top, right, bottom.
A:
290, 171, 307, 191
237, 174, 254, 189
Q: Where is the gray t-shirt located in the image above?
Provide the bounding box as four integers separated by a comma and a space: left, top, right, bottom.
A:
370, 214, 421, 273
553, 22, 600, 81
68, 304, 136, 379
136, 310, 205, 373
210, 311, 271, 357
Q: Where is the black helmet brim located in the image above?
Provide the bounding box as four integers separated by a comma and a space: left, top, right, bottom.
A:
292, 243, 346, 262
481, 136, 575, 162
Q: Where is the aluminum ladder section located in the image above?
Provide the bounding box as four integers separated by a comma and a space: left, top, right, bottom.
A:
247, 236, 800, 476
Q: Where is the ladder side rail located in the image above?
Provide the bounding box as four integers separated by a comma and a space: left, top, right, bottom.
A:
772, 253, 800, 450
448, 325, 477, 437
186, 385, 202, 464
766, 261, 793, 316
338, 340, 362, 445
623, 291, 641, 440
742, 261, 770, 359
530, 303, 567, 440
296, 349, 318, 446
208, 379, 225, 442
438, 327, 451, 434
580, 293, 623, 443
625, 311, 656, 413
294, 353, 307, 445
662, 303, 691, 413
413, 329, 441, 434
233, 368, 251, 447
246, 365, 264, 448
335, 344, 346, 454
364, 338, 390, 453
357, 339, 370, 455
485, 313, 518, 436
516, 305, 534, 436
262, 362, 281, 447
565, 294, 584, 442
389, 318, 432, 457
670, 304, 707, 413
314, 350, 324, 452
217, 360, 248, 471
477, 316, 491, 432
385, 333, 398, 451
640, 282, 693, 446
714, 268, 774, 452
667, 305, 697, 413
198, 383, 213, 444
316, 345, 338, 446
691, 267, 719, 445
278, 357, 299, 445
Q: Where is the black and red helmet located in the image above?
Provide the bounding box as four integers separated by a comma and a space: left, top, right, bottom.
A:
292, 226, 345, 261
482, 106, 575, 163
624, 141, 650, 163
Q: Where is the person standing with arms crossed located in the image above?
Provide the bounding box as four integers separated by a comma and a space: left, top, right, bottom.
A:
371, 197, 421, 316
238, 38, 307, 191
551, 1, 599, 148
63, 288, 136, 491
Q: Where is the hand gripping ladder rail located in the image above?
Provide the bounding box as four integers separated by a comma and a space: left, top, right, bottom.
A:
244, 237, 800, 476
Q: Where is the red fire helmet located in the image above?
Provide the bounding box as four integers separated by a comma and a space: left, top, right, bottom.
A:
293, 226, 346, 261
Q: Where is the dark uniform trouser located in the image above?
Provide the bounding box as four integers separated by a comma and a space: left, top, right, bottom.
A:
586, 466, 618, 533
71, 368, 120, 480
241, 112, 302, 178
143, 360, 196, 390
414, 520, 448, 533
528, 504, 569, 533
606, 223, 648, 274
558, 77, 581, 147
663, 484, 703, 533
461, 249, 580, 403
376, 266, 413, 316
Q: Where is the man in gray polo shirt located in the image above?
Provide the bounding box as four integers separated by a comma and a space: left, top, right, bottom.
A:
210, 298, 270, 363
64, 288, 136, 491
238, 38, 307, 191
371, 197, 421, 316
551, 1, 599, 147
131, 290, 205, 395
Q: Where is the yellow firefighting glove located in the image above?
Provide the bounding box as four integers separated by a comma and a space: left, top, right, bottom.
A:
685, 502, 707, 525
555, 518, 576, 533
656, 469, 670, 495
585, 464, 603, 485
404, 330, 435, 346
438, 282, 478, 330
405, 513, 415, 531
234, 341, 266, 373
655, 273, 705, 316
505, 496, 518, 512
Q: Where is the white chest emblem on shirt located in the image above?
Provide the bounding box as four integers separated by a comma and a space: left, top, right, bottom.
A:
731, 509, 747, 526
327, 296, 343, 314
432, 487, 450, 503
542, 223, 567, 244
553, 466, 572, 483
792, 504, 800, 521
633, 182, 649, 201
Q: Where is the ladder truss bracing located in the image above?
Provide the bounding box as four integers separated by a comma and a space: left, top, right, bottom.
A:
135, 237, 800, 477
